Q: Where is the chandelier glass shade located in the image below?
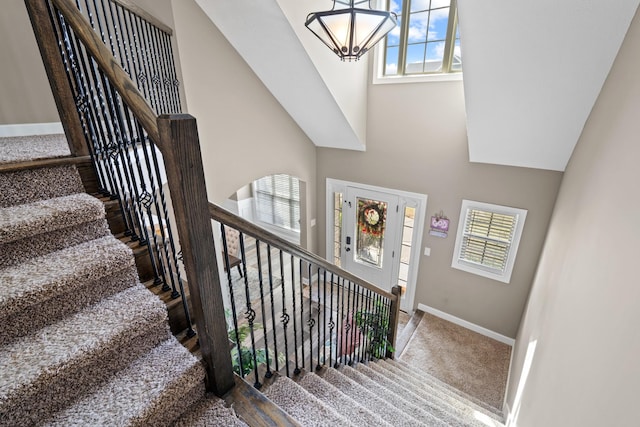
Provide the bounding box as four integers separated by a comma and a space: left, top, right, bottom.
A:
305, 0, 397, 61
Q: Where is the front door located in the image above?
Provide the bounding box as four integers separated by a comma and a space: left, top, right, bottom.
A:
342, 186, 402, 294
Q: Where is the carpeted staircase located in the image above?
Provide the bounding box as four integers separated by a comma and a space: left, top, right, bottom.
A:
0, 135, 239, 426
1, 134, 505, 426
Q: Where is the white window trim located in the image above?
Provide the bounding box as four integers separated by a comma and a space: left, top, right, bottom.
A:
372, 46, 463, 85
371, 0, 463, 85
451, 200, 527, 284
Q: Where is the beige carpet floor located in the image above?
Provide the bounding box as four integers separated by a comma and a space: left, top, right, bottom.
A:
398, 311, 511, 410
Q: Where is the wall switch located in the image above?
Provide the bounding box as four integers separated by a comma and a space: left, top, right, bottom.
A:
310, 218, 316, 227
424, 247, 431, 256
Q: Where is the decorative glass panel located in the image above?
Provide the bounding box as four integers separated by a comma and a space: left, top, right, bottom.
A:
333, 192, 343, 267
355, 198, 387, 267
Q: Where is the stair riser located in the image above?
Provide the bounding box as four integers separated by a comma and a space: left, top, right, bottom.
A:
355, 364, 477, 427
0, 321, 171, 427
134, 366, 206, 427
0, 166, 84, 208
104, 199, 127, 235
0, 219, 110, 267
0, 266, 139, 346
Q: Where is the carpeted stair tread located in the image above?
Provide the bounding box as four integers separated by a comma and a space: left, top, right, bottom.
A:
375, 359, 503, 422
0, 284, 171, 426
0, 266, 140, 346
322, 366, 426, 426
298, 371, 393, 427
0, 218, 110, 267
355, 363, 491, 427
264, 374, 356, 427
340, 364, 449, 426
46, 338, 205, 426
384, 359, 504, 419
174, 394, 249, 427
370, 361, 504, 425
0, 193, 105, 244
0, 134, 70, 165
0, 235, 135, 320
0, 164, 85, 208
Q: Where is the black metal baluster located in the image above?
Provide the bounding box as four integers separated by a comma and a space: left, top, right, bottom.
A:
107, 1, 130, 77
121, 5, 146, 100
140, 17, 161, 113
132, 13, 158, 113
361, 287, 371, 362
347, 281, 357, 366
255, 240, 271, 379
363, 288, 373, 361
97, 0, 118, 62
267, 245, 279, 375
299, 259, 305, 371
352, 284, 362, 364
143, 18, 163, 114
316, 267, 323, 370
149, 24, 170, 114
238, 234, 261, 389
279, 250, 290, 377
374, 293, 384, 359
124, 114, 164, 286
290, 255, 300, 375
159, 31, 180, 113
53, 9, 108, 196
307, 262, 314, 371
63, 11, 136, 237
221, 225, 243, 377
337, 277, 345, 367
328, 272, 335, 368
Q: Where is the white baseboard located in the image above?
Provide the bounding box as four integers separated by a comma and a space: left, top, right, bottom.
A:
504, 402, 513, 426
417, 303, 515, 346
0, 122, 63, 137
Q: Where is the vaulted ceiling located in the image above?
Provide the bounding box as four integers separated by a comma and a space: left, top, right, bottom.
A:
195, 0, 640, 171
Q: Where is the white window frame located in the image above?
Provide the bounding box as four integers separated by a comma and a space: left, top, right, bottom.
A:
451, 200, 527, 284
373, 0, 462, 84
252, 174, 301, 243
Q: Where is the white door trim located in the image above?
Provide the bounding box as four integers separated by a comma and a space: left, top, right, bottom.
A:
325, 178, 427, 312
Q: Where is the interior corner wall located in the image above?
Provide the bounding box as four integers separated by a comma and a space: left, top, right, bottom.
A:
505, 6, 640, 426
0, 0, 59, 125
317, 80, 563, 338
170, 0, 318, 253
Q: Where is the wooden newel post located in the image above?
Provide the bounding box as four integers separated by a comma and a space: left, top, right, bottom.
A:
158, 114, 234, 396
386, 285, 402, 359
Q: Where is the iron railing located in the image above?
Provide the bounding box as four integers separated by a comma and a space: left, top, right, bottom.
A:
211, 204, 401, 389
37, 0, 193, 335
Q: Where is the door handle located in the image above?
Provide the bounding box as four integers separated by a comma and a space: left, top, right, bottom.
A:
346, 236, 351, 245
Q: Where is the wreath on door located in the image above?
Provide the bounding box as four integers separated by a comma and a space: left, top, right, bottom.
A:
358, 201, 386, 236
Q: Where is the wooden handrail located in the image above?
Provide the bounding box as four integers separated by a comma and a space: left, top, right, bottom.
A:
209, 202, 397, 302
49, 0, 161, 146
110, 0, 173, 35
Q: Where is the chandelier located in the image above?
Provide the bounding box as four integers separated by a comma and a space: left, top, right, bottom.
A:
305, 0, 397, 61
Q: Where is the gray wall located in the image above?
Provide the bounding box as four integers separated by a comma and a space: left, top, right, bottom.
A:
0, 0, 58, 125
505, 6, 640, 426
317, 80, 563, 338
171, 0, 318, 253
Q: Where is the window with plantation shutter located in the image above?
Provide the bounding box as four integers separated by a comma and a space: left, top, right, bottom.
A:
452, 200, 527, 283
253, 174, 300, 232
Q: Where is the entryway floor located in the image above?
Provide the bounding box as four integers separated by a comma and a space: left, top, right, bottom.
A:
396, 310, 511, 411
